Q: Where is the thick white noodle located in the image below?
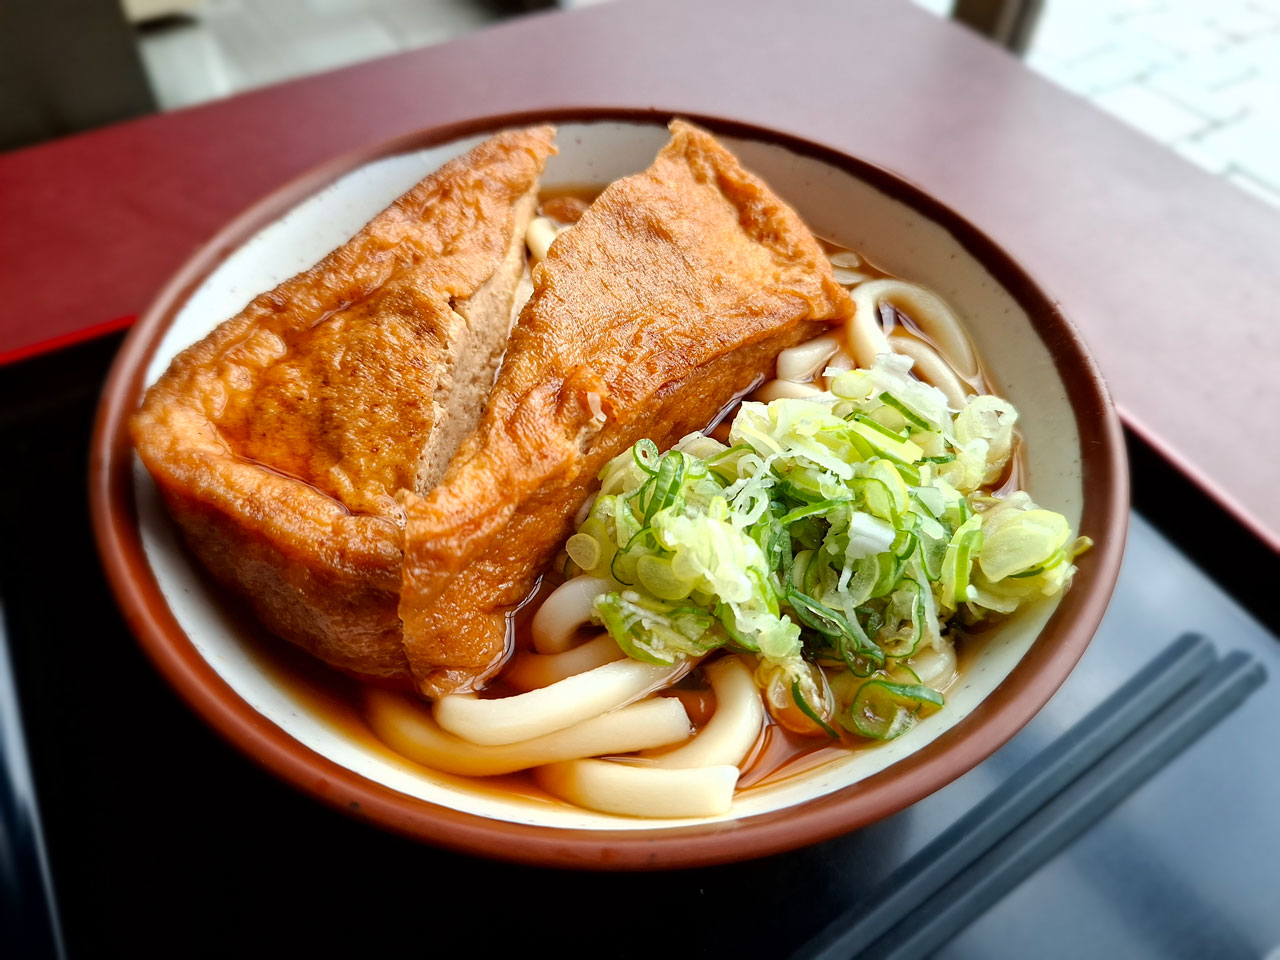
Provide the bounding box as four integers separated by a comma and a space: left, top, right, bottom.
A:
503, 634, 625, 692
573, 492, 598, 527
847, 288, 893, 370
754, 379, 827, 402
832, 266, 873, 285
889, 335, 970, 410
535, 760, 740, 818
906, 639, 958, 688
368, 691, 692, 777
853, 279, 978, 379
776, 334, 842, 382
828, 250, 862, 268
433, 658, 689, 745
531, 576, 613, 654
525, 216, 559, 262
651, 656, 763, 769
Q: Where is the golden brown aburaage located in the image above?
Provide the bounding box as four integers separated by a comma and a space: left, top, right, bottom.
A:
131, 127, 556, 678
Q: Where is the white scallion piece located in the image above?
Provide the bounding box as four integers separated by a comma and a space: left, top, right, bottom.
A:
573, 492, 598, 528
821, 350, 855, 389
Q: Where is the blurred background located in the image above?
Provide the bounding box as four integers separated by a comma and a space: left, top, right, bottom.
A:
3, 0, 1277, 207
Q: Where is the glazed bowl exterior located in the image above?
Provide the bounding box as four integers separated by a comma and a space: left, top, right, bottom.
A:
92, 110, 1128, 869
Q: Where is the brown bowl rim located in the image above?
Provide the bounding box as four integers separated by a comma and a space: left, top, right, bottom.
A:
90, 107, 1129, 871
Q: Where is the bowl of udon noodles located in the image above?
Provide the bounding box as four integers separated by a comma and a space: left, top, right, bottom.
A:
92, 110, 1127, 869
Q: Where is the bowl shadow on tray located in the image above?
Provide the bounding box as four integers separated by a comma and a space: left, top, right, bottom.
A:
238, 767, 916, 958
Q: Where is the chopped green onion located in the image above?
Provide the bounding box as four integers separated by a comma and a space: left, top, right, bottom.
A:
788, 589, 882, 663
879, 392, 932, 430
557, 355, 1083, 747
848, 415, 925, 464
594, 591, 720, 665
565, 533, 601, 571
633, 439, 660, 474
792, 679, 840, 739
843, 680, 945, 740
779, 498, 853, 525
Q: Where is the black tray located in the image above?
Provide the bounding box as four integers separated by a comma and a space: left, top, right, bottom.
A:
2, 336, 1277, 959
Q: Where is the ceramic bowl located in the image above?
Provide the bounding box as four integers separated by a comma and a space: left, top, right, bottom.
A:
91, 111, 1127, 869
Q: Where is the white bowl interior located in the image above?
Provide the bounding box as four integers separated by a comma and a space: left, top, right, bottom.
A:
137, 121, 1082, 830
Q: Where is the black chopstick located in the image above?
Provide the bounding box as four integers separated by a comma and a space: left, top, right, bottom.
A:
795, 634, 1258, 960
0, 596, 66, 960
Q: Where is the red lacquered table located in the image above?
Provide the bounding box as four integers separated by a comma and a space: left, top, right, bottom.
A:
2, 0, 1277, 550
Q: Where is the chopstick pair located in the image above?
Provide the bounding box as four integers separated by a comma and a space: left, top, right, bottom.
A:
795, 633, 1267, 960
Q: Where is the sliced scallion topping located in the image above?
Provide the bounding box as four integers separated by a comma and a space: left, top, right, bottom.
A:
844, 680, 945, 740
792, 679, 840, 739
568, 355, 1086, 745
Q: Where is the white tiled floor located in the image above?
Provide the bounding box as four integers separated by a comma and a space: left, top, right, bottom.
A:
1092, 84, 1211, 142
925, 0, 1280, 208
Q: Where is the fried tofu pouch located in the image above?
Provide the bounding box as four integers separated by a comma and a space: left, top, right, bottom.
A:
131, 127, 556, 677
399, 120, 853, 696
